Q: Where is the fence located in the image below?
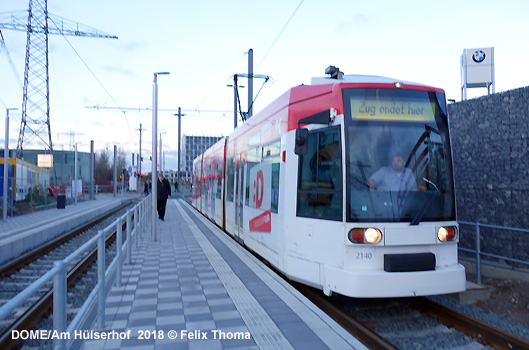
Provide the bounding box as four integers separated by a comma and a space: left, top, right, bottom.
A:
0, 195, 151, 350
458, 221, 529, 285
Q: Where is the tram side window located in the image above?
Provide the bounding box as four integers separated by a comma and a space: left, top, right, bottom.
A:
264, 140, 281, 213
216, 162, 222, 199
245, 140, 281, 213
245, 147, 262, 206
209, 165, 213, 195
227, 157, 235, 202
297, 127, 342, 221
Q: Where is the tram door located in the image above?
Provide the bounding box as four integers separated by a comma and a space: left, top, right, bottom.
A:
234, 156, 244, 242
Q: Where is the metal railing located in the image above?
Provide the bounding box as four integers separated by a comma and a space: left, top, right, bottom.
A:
0, 195, 151, 350
458, 220, 529, 285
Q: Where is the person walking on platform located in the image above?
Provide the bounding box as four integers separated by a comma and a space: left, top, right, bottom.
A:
157, 173, 171, 221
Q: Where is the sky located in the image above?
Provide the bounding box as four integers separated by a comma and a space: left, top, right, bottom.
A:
1, 0, 528, 171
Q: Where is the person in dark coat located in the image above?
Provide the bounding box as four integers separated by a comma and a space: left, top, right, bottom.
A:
157, 173, 171, 220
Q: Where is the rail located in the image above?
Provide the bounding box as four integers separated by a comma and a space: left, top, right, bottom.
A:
0, 195, 151, 350
458, 221, 529, 285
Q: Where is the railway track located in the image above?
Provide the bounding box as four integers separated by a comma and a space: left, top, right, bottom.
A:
295, 284, 529, 350
407, 297, 529, 350
0, 201, 135, 350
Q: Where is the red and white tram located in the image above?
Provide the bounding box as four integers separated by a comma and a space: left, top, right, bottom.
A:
191, 67, 466, 298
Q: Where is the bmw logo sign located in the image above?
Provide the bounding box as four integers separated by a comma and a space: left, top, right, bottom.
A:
472, 50, 486, 63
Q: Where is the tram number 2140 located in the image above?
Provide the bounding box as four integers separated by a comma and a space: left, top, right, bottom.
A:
356, 252, 373, 260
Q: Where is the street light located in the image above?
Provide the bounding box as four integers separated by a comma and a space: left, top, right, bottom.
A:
152, 72, 169, 242
3, 108, 17, 222
172, 108, 186, 191
159, 131, 167, 173
136, 124, 147, 187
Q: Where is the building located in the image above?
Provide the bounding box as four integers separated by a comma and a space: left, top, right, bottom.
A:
1, 157, 50, 201
182, 135, 223, 182
9, 149, 92, 185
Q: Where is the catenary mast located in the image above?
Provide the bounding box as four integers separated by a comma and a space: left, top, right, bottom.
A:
0, 0, 117, 160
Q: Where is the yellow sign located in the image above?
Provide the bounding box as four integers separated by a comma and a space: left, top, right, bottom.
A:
350, 99, 435, 122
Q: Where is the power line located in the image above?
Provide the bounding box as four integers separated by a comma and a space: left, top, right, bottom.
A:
2, 4, 118, 161
86, 106, 232, 114
256, 0, 304, 71
0, 29, 23, 89
47, 16, 137, 147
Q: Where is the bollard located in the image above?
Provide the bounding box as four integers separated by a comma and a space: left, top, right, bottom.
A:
116, 218, 122, 287
97, 230, 105, 329
475, 223, 481, 285
126, 210, 132, 265
53, 260, 67, 350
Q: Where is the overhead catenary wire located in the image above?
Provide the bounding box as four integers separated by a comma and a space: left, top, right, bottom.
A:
47, 16, 137, 148
256, 0, 305, 71
235, 0, 303, 118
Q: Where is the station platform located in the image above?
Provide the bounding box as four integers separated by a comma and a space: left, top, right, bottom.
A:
0, 193, 137, 266
81, 199, 367, 350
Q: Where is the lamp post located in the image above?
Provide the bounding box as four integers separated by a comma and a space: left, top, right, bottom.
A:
152, 72, 169, 242
74, 143, 78, 205
136, 123, 146, 188
173, 108, 186, 191
113, 145, 117, 197
159, 131, 167, 174
3, 108, 17, 222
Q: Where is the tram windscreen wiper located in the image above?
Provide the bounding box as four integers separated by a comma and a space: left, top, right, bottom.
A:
410, 197, 433, 225
409, 194, 437, 226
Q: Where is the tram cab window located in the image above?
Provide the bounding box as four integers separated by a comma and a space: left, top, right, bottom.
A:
343, 88, 456, 223
297, 127, 342, 221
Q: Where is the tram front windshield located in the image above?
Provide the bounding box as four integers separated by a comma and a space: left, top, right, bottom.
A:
343, 88, 455, 223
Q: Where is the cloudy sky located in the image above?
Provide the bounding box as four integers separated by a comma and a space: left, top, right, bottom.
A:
1, 0, 528, 170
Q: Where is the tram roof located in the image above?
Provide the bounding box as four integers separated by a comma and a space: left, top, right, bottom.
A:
226, 72, 444, 143
310, 74, 433, 87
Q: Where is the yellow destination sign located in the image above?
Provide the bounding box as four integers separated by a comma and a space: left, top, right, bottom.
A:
350, 99, 435, 121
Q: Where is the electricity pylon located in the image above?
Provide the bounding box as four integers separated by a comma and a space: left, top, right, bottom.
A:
0, 0, 117, 160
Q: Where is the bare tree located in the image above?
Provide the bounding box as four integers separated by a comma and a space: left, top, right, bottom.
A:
95, 150, 112, 181
116, 147, 127, 174
95, 147, 127, 182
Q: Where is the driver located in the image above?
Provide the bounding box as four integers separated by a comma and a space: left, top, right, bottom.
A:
369, 153, 417, 192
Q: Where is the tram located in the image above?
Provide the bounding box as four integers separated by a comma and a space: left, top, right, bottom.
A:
191, 66, 466, 298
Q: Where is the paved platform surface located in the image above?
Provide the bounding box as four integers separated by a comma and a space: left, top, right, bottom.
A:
81, 199, 366, 350
0, 193, 139, 266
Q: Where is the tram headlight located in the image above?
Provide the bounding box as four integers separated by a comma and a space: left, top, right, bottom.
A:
437, 226, 457, 242
348, 228, 382, 244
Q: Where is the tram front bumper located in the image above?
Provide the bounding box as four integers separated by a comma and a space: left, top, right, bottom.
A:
322, 263, 466, 298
